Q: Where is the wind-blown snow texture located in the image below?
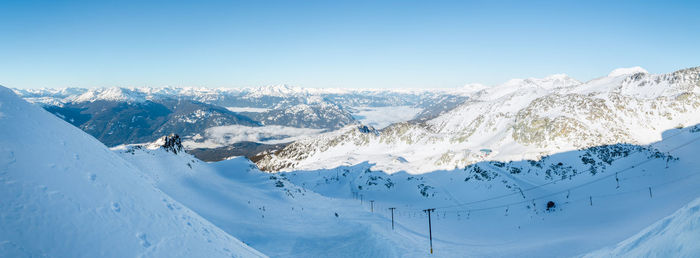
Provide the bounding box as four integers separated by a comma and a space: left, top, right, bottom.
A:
0, 86, 263, 257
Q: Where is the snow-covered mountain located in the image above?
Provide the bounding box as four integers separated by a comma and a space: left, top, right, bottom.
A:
256, 67, 700, 174
14, 84, 469, 110
5, 63, 700, 256
41, 97, 260, 147
111, 114, 700, 257
13, 84, 468, 161
0, 86, 263, 257
269, 123, 700, 257
240, 96, 356, 129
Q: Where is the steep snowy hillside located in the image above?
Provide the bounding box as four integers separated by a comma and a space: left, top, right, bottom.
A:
114, 138, 428, 257
257, 67, 700, 174
585, 195, 700, 257
0, 86, 263, 257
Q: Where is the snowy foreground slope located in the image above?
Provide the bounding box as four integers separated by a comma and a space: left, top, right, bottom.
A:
115, 142, 428, 257
585, 196, 700, 257
0, 86, 263, 257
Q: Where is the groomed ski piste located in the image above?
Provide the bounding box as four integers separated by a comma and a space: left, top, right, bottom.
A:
3, 76, 700, 257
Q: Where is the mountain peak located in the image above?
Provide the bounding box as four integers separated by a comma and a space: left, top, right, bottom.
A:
149, 134, 184, 154
71, 87, 146, 103
249, 84, 306, 97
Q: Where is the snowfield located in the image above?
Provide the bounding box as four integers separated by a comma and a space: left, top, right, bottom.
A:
0, 86, 264, 257
585, 195, 700, 257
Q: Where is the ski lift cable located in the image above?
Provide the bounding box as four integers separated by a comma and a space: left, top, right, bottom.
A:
425, 135, 700, 211
438, 170, 700, 214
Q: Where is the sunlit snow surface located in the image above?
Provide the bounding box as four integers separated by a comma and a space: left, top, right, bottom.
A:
585, 195, 700, 257
118, 125, 700, 257
259, 67, 700, 174
3, 66, 700, 257
0, 86, 264, 257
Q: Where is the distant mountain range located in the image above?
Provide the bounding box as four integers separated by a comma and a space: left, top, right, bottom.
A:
13, 85, 469, 160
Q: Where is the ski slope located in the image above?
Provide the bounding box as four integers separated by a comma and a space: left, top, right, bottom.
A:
277, 125, 700, 256
585, 195, 700, 257
115, 144, 428, 257
113, 122, 700, 257
0, 86, 263, 257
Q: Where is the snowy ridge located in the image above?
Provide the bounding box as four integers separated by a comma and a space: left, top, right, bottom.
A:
11, 67, 669, 107
13, 84, 470, 105
71, 87, 149, 103
257, 66, 700, 174
0, 86, 263, 257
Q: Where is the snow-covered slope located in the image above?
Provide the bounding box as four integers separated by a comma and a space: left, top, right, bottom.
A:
585, 196, 700, 257
269, 123, 700, 257
0, 86, 263, 257
114, 140, 428, 257
257, 67, 700, 174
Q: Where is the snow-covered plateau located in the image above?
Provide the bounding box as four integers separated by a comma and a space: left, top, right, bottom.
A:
2, 66, 700, 257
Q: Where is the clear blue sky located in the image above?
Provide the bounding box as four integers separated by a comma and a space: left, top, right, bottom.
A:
1, 0, 699, 89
